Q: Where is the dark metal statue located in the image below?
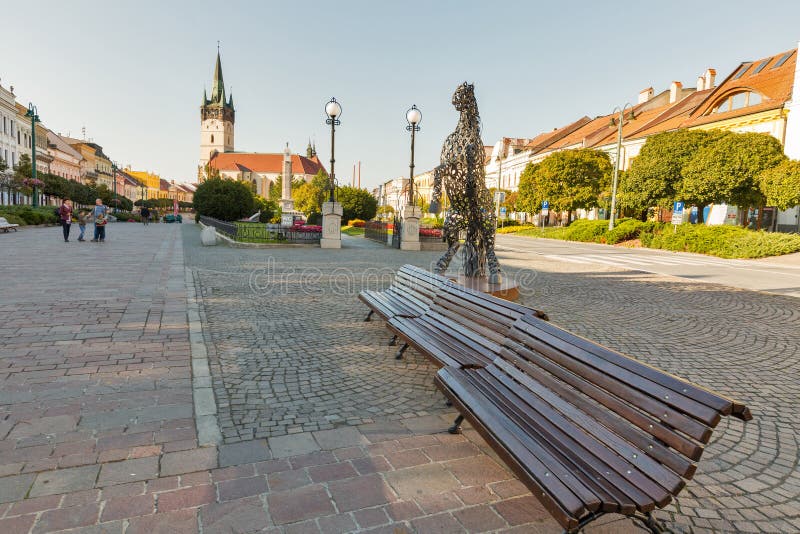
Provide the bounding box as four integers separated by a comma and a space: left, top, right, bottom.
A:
430, 82, 502, 283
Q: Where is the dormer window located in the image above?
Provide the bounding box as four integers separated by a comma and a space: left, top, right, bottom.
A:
710, 91, 763, 114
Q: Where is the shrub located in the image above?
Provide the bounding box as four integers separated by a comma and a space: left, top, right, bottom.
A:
604, 219, 644, 244
347, 219, 366, 227
193, 178, 255, 221
307, 212, 322, 225
420, 216, 444, 228
639, 223, 800, 258
562, 219, 609, 242
0, 213, 24, 225
497, 225, 534, 234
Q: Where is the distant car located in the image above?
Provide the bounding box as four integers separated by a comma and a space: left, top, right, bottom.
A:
164, 214, 183, 223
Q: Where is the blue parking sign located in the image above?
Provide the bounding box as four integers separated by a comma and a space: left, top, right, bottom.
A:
542, 200, 549, 209
673, 201, 684, 213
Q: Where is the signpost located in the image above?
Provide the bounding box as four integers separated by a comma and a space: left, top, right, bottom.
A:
541, 200, 549, 229
672, 201, 685, 231
494, 191, 506, 230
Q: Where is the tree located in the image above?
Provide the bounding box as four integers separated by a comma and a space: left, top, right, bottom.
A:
759, 159, 800, 210
199, 163, 221, 182
682, 132, 786, 209
193, 177, 255, 221
620, 129, 730, 217
294, 170, 329, 216
517, 149, 612, 222
337, 186, 378, 222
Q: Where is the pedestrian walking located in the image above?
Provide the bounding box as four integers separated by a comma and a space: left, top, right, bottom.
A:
91, 198, 108, 242
59, 198, 73, 242
77, 210, 90, 241
140, 205, 150, 226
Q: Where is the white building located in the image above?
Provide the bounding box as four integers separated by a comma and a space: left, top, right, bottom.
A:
0, 81, 17, 170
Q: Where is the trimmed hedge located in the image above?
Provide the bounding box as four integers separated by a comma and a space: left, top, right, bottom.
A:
496, 217, 800, 258
0, 206, 59, 225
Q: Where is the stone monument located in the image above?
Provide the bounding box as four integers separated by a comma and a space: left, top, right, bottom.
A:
400, 204, 422, 251
320, 201, 342, 248
280, 144, 294, 214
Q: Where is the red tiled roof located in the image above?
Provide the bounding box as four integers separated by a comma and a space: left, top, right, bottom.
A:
687, 49, 796, 126
209, 152, 327, 175
525, 116, 592, 153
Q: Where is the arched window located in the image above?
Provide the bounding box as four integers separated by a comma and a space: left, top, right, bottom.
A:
710, 91, 764, 114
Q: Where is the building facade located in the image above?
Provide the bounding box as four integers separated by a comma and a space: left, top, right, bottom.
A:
0, 82, 17, 169
47, 130, 83, 182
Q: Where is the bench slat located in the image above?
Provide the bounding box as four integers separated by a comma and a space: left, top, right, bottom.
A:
518, 314, 750, 421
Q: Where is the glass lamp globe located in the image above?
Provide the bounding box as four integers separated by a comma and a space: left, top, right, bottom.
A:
325, 99, 342, 119
406, 105, 422, 125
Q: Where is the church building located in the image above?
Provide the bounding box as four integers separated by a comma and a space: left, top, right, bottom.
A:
198, 51, 326, 199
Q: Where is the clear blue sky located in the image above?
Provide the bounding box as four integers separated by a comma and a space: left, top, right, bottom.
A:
5, 1, 800, 189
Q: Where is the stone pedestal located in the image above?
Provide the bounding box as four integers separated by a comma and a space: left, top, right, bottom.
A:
320, 201, 343, 249
200, 225, 217, 246
400, 205, 422, 251
280, 199, 295, 213
448, 274, 520, 302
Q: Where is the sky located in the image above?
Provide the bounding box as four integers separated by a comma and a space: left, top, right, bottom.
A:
4, 0, 800, 189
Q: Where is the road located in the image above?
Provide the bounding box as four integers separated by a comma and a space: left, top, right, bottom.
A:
496, 233, 800, 298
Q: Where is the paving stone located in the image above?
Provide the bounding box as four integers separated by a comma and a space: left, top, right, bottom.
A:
268, 468, 312, 492
410, 512, 464, 533
100, 494, 155, 521
267, 485, 334, 525
217, 439, 270, 467
33, 503, 100, 533
7, 494, 62, 516
126, 509, 199, 534
30, 466, 99, 498
161, 447, 218, 476
217, 476, 267, 501
328, 474, 393, 512
445, 456, 510, 487
385, 464, 460, 499
268, 433, 320, 459
199, 496, 271, 533
307, 462, 358, 483
0, 514, 37, 534
453, 505, 507, 532
317, 512, 358, 533
157, 485, 216, 512
312, 427, 369, 450
96, 457, 159, 486
0, 473, 35, 504
493, 495, 550, 526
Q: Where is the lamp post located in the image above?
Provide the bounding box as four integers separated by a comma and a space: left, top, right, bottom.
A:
405, 105, 422, 205
111, 161, 119, 213
608, 103, 635, 231
24, 103, 41, 208
324, 98, 342, 202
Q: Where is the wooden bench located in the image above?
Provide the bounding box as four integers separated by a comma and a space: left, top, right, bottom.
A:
359, 264, 450, 323
435, 313, 751, 533
387, 280, 548, 366
0, 217, 19, 232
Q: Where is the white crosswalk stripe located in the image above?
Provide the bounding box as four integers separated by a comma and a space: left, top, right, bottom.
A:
545, 253, 736, 269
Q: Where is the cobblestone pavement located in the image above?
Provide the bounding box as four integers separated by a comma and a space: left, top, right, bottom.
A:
0, 222, 797, 533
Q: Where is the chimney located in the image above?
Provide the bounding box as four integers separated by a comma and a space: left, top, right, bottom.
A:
638, 87, 654, 104
697, 76, 705, 91
704, 68, 716, 89
669, 81, 682, 104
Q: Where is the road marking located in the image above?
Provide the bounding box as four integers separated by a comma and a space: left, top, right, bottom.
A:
544, 254, 593, 264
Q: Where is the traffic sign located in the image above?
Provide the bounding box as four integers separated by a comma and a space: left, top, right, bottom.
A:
499, 207, 507, 215
542, 200, 550, 209
672, 201, 685, 225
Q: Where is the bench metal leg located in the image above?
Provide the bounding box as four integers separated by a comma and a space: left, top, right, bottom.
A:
395, 343, 409, 360
448, 415, 464, 434
388, 334, 398, 346
364, 310, 374, 322
565, 511, 672, 534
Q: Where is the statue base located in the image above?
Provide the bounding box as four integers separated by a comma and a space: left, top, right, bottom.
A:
321, 201, 343, 249
400, 205, 422, 251
448, 274, 519, 302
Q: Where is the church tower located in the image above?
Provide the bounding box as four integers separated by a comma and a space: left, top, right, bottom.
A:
199, 50, 235, 176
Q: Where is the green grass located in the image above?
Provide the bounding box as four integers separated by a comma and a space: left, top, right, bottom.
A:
341, 225, 365, 236
497, 218, 800, 259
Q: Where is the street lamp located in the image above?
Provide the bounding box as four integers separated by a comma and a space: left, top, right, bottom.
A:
111, 161, 119, 213
608, 103, 635, 231
324, 97, 342, 202
405, 105, 422, 205
24, 103, 41, 208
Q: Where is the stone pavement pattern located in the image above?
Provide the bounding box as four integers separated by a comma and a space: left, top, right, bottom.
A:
0, 222, 796, 533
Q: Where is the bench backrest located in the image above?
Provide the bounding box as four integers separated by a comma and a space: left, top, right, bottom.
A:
495, 313, 750, 487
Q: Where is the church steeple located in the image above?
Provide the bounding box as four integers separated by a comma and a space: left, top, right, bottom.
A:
200, 46, 235, 172
211, 51, 225, 104
306, 139, 313, 158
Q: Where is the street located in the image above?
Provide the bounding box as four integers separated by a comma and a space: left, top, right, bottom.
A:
497, 233, 800, 298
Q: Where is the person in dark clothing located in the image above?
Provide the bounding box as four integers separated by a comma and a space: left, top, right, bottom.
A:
59, 199, 73, 242
140, 206, 150, 226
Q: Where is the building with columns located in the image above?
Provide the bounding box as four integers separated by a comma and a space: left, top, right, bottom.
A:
199, 52, 326, 198
0, 81, 18, 169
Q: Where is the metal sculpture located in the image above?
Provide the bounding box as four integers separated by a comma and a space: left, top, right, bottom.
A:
430, 82, 502, 283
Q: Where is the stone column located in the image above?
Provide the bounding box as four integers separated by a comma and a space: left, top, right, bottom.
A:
321, 201, 343, 249
280, 145, 294, 213
400, 205, 421, 251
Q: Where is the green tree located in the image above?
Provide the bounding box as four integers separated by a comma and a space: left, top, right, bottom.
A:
517, 149, 612, 223
193, 177, 255, 221
682, 132, 786, 210
620, 129, 730, 218
759, 159, 800, 210
294, 170, 329, 216
337, 186, 378, 222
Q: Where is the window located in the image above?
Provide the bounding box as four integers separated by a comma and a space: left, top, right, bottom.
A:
211, 134, 214, 143
773, 51, 793, 69
710, 91, 764, 114
731, 92, 746, 110
733, 63, 751, 80
752, 59, 770, 75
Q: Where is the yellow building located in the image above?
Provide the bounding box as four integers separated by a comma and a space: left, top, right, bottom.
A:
125, 169, 163, 200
